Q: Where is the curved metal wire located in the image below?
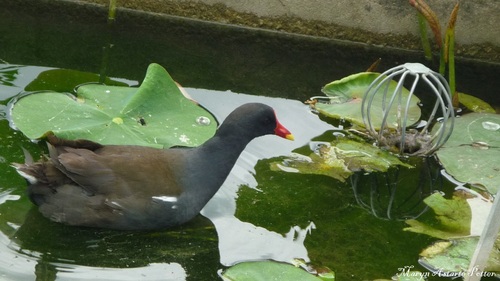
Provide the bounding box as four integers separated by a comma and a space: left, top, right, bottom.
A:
361, 63, 455, 156
351, 156, 442, 220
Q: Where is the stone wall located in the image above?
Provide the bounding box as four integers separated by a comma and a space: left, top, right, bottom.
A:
75, 0, 500, 62
180, 0, 499, 46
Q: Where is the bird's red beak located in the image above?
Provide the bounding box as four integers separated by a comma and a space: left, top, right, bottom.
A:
274, 114, 294, 141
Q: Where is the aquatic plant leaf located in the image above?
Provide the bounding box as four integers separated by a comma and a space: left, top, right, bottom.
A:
417, 13, 433, 61
9, 63, 216, 148
404, 192, 471, 239
409, 0, 442, 48
271, 137, 412, 182
271, 153, 351, 182
457, 92, 495, 113
221, 261, 323, 281
444, 3, 459, 62
419, 237, 500, 274
420, 239, 472, 273
435, 113, 500, 194
313, 72, 421, 129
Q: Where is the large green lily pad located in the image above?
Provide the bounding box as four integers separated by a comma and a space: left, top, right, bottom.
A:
313, 72, 421, 129
435, 113, 500, 194
271, 135, 413, 182
9, 63, 217, 148
221, 261, 324, 281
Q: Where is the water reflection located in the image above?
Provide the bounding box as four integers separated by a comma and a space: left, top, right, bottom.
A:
0, 65, 54, 101
350, 156, 442, 220
0, 66, 450, 280
190, 88, 333, 265
0, 189, 20, 205
0, 75, 334, 280
6, 207, 218, 280
2, 229, 187, 281
208, 216, 315, 266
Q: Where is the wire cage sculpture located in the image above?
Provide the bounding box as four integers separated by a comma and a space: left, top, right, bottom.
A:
349, 63, 456, 220
361, 63, 455, 156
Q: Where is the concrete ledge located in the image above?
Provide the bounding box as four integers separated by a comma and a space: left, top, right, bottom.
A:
81, 0, 500, 62
1, 0, 499, 106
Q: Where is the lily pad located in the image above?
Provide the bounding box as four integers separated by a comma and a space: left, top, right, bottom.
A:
9, 63, 217, 148
419, 237, 500, 274
221, 261, 323, 281
435, 113, 500, 194
271, 136, 413, 182
404, 189, 500, 275
405, 187, 494, 237
313, 72, 421, 129
458, 92, 495, 113
404, 192, 471, 239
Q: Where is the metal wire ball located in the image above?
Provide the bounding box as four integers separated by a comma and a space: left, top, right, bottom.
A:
361, 63, 455, 156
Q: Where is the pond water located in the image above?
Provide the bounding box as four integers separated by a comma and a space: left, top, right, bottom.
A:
1, 2, 499, 281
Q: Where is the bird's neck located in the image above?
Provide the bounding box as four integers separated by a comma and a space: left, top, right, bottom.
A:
181, 132, 252, 202
196, 133, 250, 177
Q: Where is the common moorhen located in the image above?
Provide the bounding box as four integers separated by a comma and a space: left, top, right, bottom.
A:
13, 103, 293, 230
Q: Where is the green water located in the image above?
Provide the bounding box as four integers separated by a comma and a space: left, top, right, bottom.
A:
1, 1, 499, 281
2, 65, 443, 280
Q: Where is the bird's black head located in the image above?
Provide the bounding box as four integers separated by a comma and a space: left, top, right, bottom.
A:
217, 103, 293, 141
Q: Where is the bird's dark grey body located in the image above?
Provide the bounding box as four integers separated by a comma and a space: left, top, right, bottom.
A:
13, 103, 293, 230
